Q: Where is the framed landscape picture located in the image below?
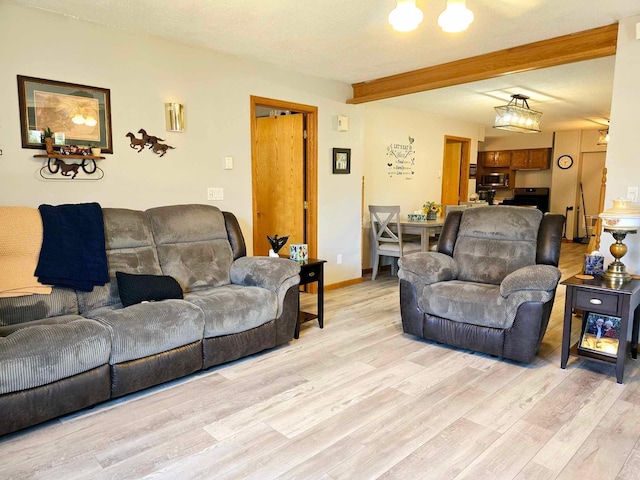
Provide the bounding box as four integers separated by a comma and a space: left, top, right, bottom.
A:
17, 75, 113, 153
579, 312, 621, 357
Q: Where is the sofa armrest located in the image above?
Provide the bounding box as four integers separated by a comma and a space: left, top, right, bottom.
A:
230, 257, 300, 291
230, 257, 300, 319
398, 252, 458, 286
500, 264, 561, 297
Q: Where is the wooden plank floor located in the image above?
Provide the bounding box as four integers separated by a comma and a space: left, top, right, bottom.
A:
2, 242, 640, 479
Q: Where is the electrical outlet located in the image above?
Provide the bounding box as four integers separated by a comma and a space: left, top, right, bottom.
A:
207, 188, 214, 200
628, 186, 638, 203
224, 156, 233, 170
337, 254, 342, 264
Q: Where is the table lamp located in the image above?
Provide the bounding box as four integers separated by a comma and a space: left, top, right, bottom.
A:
599, 199, 640, 282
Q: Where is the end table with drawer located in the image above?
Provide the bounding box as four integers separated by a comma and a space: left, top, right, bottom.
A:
295, 258, 326, 339
561, 275, 640, 383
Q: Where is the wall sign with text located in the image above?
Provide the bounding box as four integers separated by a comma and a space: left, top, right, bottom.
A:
386, 136, 415, 179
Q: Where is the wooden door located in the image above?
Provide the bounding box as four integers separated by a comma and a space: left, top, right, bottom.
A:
253, 114, 305, 257
577, 152, 607, 238
441, 136, 471, 207
442, 141, 462, 206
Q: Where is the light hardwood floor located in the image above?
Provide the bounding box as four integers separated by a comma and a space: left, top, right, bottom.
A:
2, 242, 640, 479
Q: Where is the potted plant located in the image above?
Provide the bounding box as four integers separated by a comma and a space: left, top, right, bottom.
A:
422, 201, 443, 220
42, 127, 54, 153
89, 143, 101, 157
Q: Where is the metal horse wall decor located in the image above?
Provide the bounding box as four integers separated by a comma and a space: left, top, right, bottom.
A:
126, 128, 175, 157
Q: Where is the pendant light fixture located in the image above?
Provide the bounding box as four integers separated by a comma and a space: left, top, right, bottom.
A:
388, 0, 424, 32
597, 122, 610, 145
494, 94, 542, 133
438, 0, 474, 33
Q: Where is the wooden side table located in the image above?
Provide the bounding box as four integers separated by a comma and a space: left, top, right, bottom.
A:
295, 258, 326, 339
561, 275, 640, 383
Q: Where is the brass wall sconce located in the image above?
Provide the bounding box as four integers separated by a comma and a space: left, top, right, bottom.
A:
165, 103, 185, 132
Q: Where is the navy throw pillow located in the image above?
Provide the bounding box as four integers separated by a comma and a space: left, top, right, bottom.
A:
116, 272, 183, 307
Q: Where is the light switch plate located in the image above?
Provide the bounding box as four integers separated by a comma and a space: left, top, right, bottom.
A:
208, 187, 224, 201
628, 186, 638, 203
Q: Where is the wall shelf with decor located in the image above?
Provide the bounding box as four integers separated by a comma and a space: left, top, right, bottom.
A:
34, 153, 105, 181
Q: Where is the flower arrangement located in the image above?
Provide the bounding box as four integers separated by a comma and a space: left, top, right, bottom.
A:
422, 201, 443, 215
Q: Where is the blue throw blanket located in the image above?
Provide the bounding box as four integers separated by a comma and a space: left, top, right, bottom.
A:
35, 202, 109, 291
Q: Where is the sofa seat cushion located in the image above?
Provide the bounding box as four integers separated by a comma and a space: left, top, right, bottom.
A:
87, 299, 204, 365
186, 285, 277, 337
418, 279, 555, 329
0, 317, 111, 394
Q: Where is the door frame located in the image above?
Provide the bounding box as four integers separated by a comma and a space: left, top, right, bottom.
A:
441, 135, 471, 205
250, 96, 318, 261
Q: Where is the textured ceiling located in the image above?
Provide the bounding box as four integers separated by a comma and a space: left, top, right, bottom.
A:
8, 0, 640, 135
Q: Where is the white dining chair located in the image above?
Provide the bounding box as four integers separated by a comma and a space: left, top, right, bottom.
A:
369, 205, 422, 281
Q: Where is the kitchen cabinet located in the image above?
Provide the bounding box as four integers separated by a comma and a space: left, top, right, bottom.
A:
510, 148, 551, 170
479, 151, 511, 167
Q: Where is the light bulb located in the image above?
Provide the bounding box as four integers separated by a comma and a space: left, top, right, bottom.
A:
438, 0, 474, 33
388, 0, 424, 32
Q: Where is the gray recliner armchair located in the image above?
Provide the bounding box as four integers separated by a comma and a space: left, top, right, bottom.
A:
398, 206, 564, 363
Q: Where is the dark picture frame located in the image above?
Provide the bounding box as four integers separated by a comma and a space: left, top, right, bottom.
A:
579, 311, 621, 358
332, 148, 351, 174
17, 75, 113, 153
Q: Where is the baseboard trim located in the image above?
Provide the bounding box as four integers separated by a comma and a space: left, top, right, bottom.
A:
326, 277, 363, 291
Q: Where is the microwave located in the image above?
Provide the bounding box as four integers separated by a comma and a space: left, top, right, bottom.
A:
479, 172, 509, 188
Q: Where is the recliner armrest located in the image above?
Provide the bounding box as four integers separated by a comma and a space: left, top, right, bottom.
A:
398, 252, 458, 285
500, 264, 561, 297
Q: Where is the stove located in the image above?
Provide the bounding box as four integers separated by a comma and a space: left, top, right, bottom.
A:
501, 187, 550, 213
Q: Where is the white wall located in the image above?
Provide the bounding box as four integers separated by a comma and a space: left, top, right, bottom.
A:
0, 4, 364, 285
363, 103, 481, 216
481, 132, 554, 151
361, 103, 481, 269
601, 14, 640, 271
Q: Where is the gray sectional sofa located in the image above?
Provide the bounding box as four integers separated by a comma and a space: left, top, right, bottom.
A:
0, 204, 301, 436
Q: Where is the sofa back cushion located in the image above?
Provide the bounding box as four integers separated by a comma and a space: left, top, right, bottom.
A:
147, 205, 233, 292
453, 206, 542, 285
77, 208, 163, 313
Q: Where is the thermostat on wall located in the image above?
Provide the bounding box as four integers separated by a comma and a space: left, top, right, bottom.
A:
337, 115, 349, 132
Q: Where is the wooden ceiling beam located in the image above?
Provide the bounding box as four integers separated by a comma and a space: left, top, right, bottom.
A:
348, 23, 618, 104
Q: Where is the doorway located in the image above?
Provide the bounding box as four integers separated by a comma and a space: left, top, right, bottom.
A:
575, 151, 607, 240
441, 136, 471, 207
250, 96, 318, 259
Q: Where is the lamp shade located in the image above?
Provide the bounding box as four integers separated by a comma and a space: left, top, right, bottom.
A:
438, 0, 474, 33
600, 199, 640, 229
494, 94, 542, 133
388, 0, 423, 32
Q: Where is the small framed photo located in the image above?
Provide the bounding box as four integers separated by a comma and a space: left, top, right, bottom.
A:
332, 148, 351, 174
579, 312, 621, 357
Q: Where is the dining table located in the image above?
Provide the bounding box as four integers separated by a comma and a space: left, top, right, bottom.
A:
399, 218, 445, 252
